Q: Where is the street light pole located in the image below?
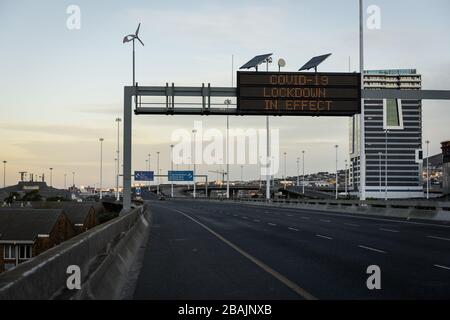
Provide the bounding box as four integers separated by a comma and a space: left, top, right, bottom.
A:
192, 129, 197, 199
302, 151, 305, 194
378, 152, 382, 196
296, 157, 300, 187
240, 165, 243, 183
224, 99, 231, 199
283, 152, 287, 189
426, 140, 430, 200
335, 145, 339, 200
115, 117, 122, 201
385, 129, 388, 201
170, 144, 174, 198
64, 173, 67, 190
345, 159, 348, 197
359, 0, 367, 201
157, 151, 160, 195
99, 138, 104, 200
49, 168, 53, 188
2, 161, 6, 189
72, 171, 75, 188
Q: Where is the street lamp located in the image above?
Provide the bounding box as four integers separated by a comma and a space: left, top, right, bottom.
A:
72, 171, 75, 188
224, 99, 231, 199
335, 145, 339, 200
156, 151, 160, 195
192, 129, 197, 199
64, 173, 67, 189
240, 165, 244, 183
49, 168, 53, 188
426, 140, 430, 200
385, 129, 389, 201
302, 151, 305, 194
115, 117, 122, 201
378, 152, 382, 196
2, 161, 6, 188
170, 144, 174, 198
345, 159, 348, 197
283, 152, 287, 189
296, 157, 300, 187
99, 138, 104, 200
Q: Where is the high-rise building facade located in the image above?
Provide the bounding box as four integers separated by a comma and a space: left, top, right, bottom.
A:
349, 69, 424, 199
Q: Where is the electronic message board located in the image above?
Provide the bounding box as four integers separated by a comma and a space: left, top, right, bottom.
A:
237, 71, 361, 116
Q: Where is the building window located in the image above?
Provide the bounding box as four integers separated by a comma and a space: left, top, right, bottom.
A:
19, 245, 32, 260
383, 99, 404, 130
3, 244, 16, 259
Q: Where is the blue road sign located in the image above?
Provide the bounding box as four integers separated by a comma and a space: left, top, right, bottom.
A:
134, 171, 154, 181
168, 170, 194, 182
135, 187, 141, 196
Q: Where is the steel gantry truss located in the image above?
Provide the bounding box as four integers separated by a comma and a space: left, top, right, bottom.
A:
122, 84, 450, 211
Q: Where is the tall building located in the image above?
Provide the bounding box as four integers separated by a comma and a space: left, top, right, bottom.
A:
349, 69, 424, 199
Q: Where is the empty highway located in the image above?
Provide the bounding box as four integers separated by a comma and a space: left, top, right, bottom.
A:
133, 199, 450, 300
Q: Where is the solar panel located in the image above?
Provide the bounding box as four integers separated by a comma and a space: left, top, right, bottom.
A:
240, 53, 273, 70
298, 53, 332, 71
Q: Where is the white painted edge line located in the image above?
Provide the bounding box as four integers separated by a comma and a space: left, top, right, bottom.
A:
172, 208, 317, 300
268, 223, 277, 226
320, 219, 331, 223
288, 227, 299, 232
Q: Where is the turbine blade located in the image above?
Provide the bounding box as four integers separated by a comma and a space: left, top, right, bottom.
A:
137, 37, 144, 46
135, 23, 141, 36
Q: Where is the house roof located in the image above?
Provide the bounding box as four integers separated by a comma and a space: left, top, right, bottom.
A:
60, 204, 95, 225
0, 209, 63, 242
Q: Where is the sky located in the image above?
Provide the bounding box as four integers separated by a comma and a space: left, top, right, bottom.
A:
0, 0, 449, 188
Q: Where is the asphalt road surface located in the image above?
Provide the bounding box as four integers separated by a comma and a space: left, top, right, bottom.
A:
133, 199, 450, 300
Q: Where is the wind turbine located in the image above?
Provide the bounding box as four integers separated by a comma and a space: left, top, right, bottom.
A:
123, 23, 144, 87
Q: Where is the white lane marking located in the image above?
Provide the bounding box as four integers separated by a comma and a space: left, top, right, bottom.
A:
427, 236, 450, 242
358, 245, 386, 254
242, 216, 248, 219
172, 208, 317, 300
344, 223, 359, 227
434, 264, 450, 270
286, 214, 293, 217
320, 219, 331, 223
268, 223, 277, 226
254, 219, 260, 222
301, 217, 310, 220
288, 227, 299, 232
316, 234, 333, 240
379, 228, 400, 233
233, 214, 238, 217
